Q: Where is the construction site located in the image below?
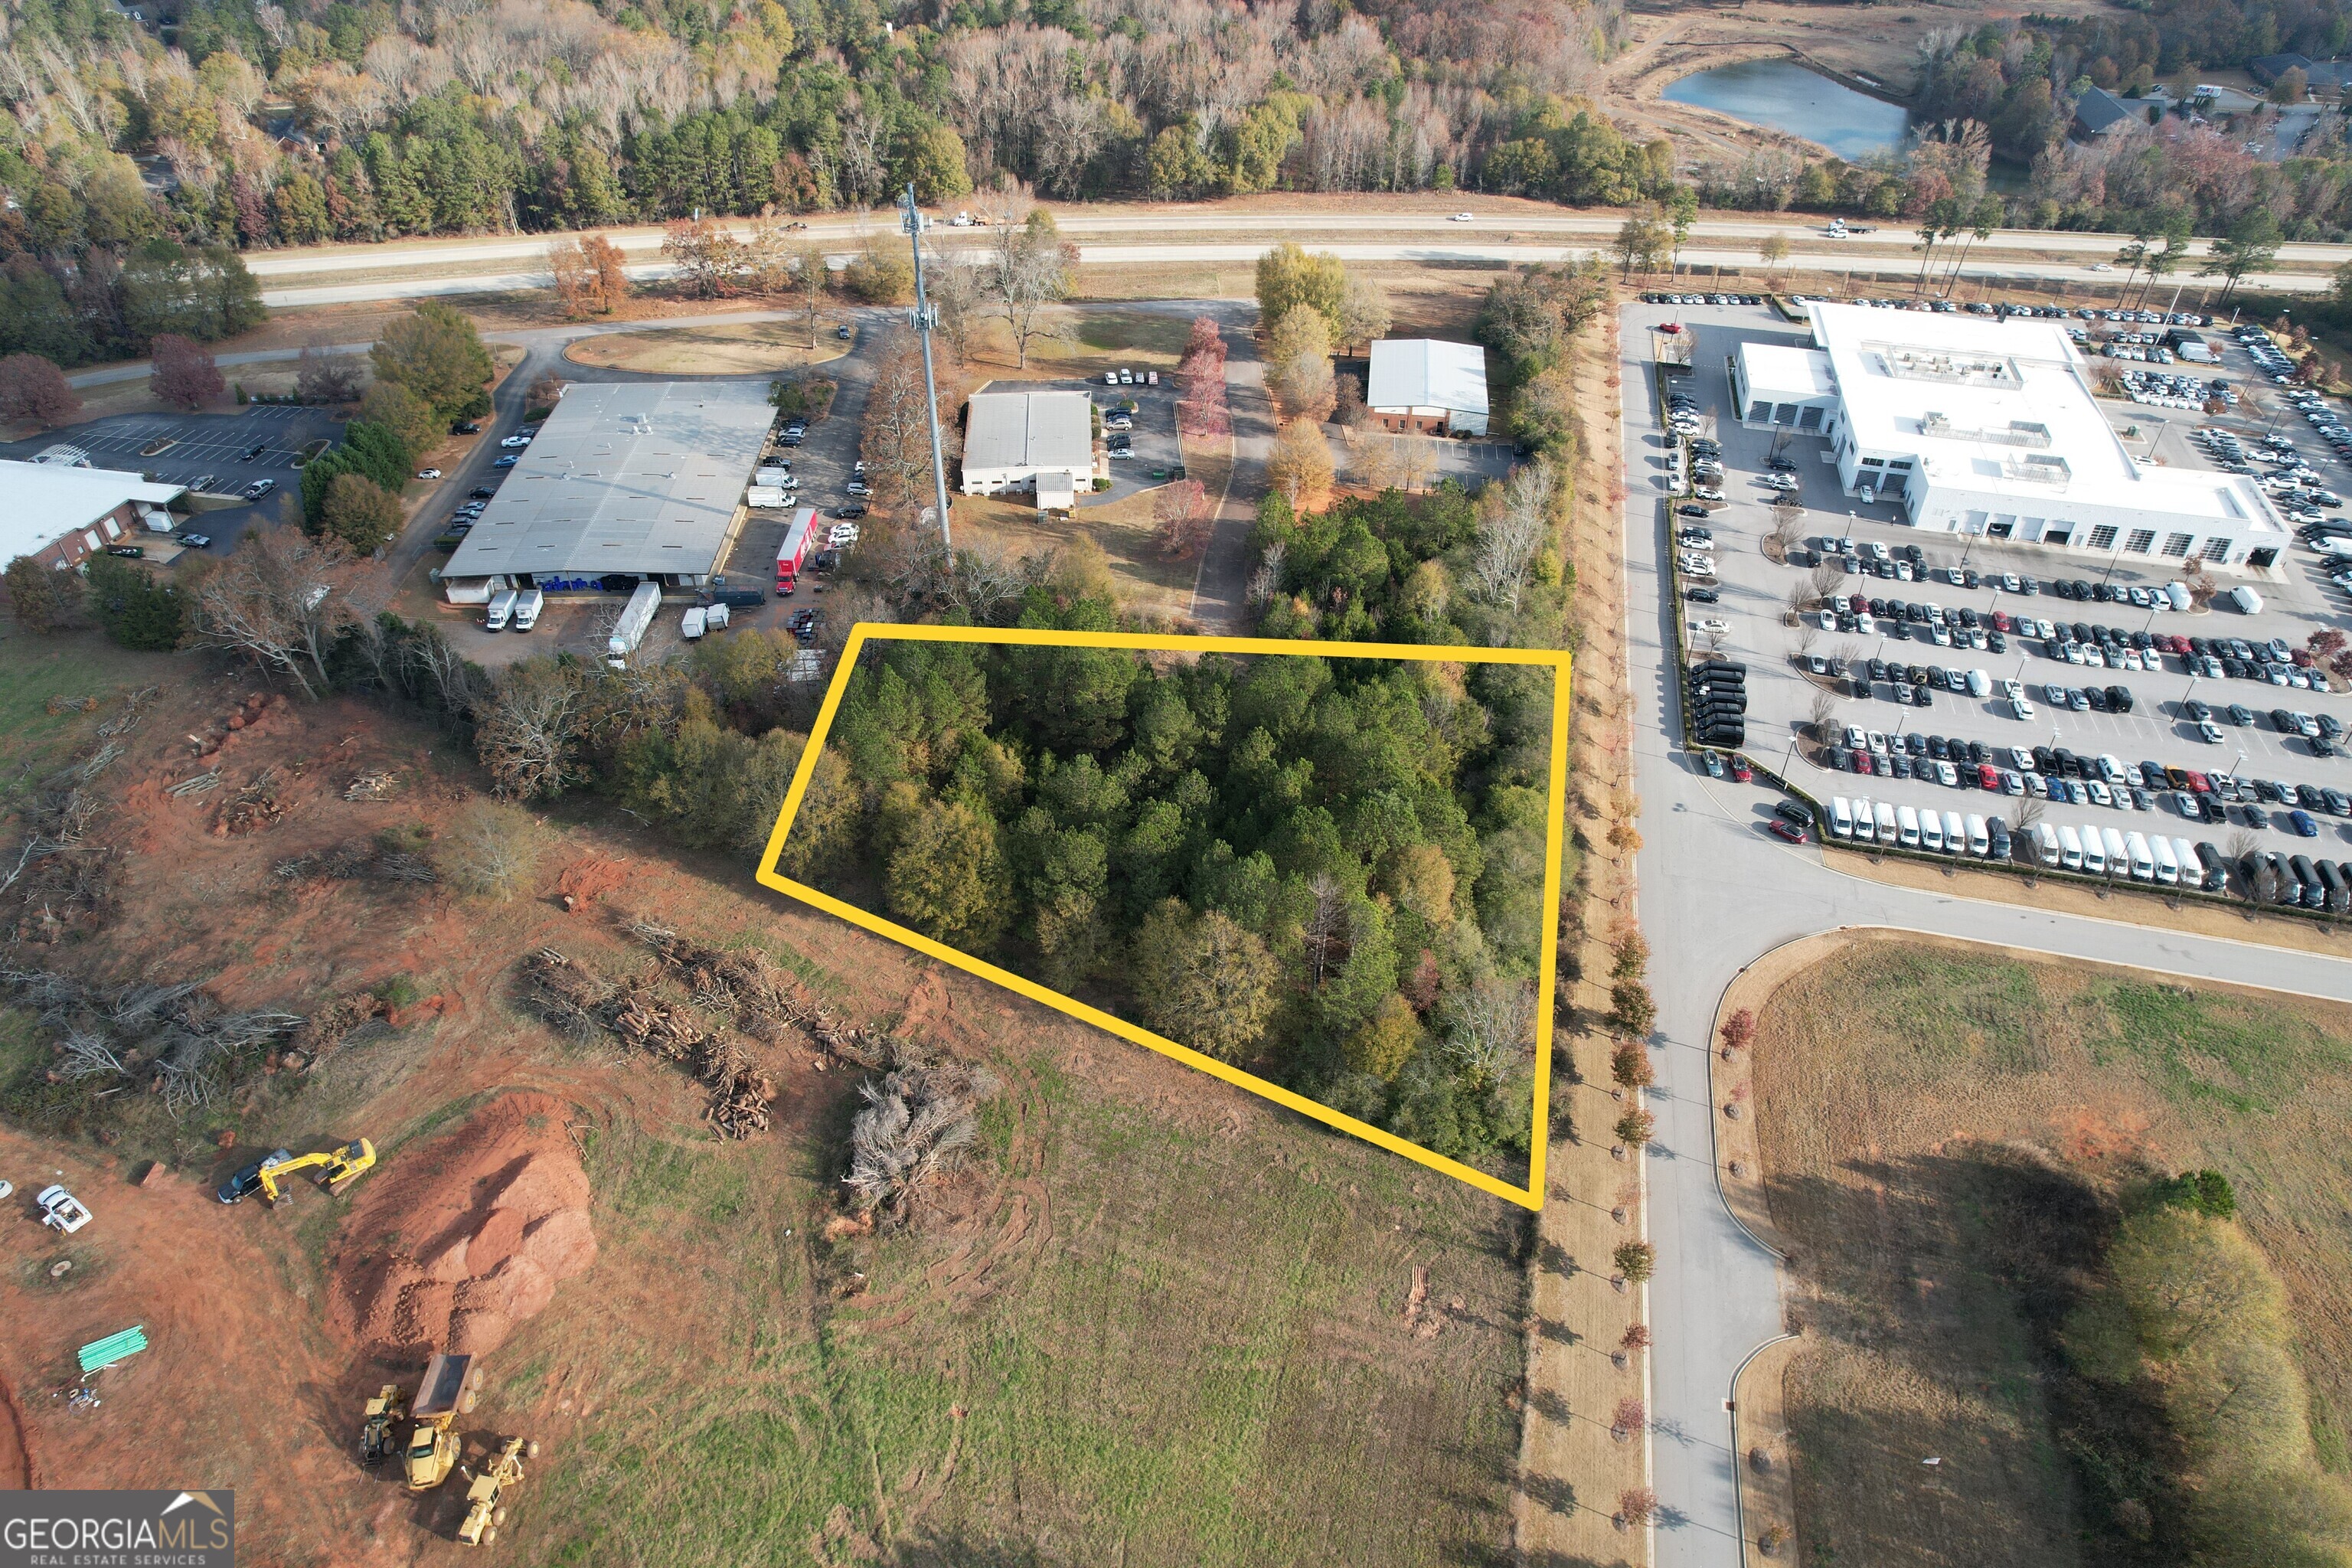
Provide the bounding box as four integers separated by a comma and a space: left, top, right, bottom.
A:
0, 637, 1527, 1565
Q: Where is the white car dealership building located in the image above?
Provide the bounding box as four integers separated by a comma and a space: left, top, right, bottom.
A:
1730, 302, 2288, 570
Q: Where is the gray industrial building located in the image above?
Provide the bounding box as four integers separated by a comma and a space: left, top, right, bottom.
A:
441, 381, 771, 600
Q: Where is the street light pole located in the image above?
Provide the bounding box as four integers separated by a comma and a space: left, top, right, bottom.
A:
902, 183, 953, 548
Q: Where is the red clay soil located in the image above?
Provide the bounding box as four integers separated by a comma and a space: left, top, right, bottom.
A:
330, 1093, 597, 1361
0, 1369, 30, 1488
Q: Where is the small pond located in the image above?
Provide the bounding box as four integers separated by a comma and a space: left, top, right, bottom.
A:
1662, 57, 1914, 162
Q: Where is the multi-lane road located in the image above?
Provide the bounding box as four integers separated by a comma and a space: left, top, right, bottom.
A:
227, 204, 2346, 309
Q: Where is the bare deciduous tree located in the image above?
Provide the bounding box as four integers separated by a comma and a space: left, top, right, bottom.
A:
1468, 458, 1552, 612
475, 661, 586, 801
293, 338, 364, 403
985, 196, 1077, 368
1441, 976, 1536, 1086
187, 528, 359, 699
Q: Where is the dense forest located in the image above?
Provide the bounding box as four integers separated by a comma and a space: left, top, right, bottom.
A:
788, 615, 1555, 1174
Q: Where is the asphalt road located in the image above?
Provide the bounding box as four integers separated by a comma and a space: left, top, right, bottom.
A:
235, 206, 2352, 278
250, 242, 2333, 311
1610, 305, 2352, 1566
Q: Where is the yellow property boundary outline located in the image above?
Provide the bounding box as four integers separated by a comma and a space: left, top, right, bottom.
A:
754, 623, 1573, 1210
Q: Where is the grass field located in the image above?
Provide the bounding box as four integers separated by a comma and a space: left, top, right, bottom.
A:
0, 632, 174, 810
1749, 935, 2352, 1566
488, 1040, 1526, 1567
563, 320, 851, 374
953, 492, 1201, 624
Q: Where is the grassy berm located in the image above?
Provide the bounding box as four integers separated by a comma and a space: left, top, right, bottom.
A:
1751, 936, 2352, 1568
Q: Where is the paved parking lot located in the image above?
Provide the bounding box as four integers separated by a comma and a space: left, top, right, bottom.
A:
2, 405, 343, 553
1633, 298, 2352, 881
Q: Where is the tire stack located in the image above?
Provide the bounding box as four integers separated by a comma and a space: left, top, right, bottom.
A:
1689, 659, 1747, 750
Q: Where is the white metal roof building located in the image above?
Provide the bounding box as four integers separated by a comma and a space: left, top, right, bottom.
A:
1367, 339, 1490, 436
1779, 302, 2288, 570
960, 390, 1096, 497
442, 381, 770, 593
2, 460, 186, 571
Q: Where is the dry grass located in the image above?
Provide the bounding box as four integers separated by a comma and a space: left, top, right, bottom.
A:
1741, 931, 2352, 1566
1516, 307, 1649, 1566
952, 493, 1199, 624
561, 320, 850, 375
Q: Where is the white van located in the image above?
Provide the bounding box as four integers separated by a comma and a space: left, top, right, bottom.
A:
2102, 827, 2129, 875
484, 588, 517, 631
2125, 831, 2155, 881
1897, 805, 1922, 848
1943, 812, 1965, 856
2151, 836, 2180, 886
2034, 822, 2061, 867
2058, 823, 2086, 871
2173, 838, 2203, 891
1874, 802, 1896, 844
1965, 669, 1991, 697
1851, 796, 1876, 843
1966, 814, 1990, 858
2165, 581, 2192, 612
1920, 811, 1945, 853
511, 586, 544, 631
1831, 797, 1854, 838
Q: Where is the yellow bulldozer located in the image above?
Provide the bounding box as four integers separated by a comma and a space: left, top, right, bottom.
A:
403, 1353, 475, 1492
216, 1138, 375, 1206
456, 1437, 536, 1547
359, 1383, 407, 1467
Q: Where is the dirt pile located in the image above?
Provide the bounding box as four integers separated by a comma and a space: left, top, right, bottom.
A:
331, 1092, 596, 1361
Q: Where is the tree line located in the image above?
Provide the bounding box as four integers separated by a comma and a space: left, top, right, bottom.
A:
786, 602, 1550, 1173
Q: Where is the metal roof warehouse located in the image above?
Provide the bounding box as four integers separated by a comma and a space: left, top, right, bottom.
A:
442, 381, 772, 595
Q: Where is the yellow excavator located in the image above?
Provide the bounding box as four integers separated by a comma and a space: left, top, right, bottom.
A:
215, 1138, 375, 1205
456, 1437, 536, 1547
403, 1353, 474, 1492
359, 1383, 408, 1467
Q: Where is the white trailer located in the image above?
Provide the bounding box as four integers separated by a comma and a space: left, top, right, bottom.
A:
606, 580, 662, 667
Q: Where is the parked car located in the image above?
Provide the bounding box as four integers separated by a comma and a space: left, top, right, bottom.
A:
452, 420, 482, 434
493, 455, 518, 468
189, 473, 217, 492
828, 523, 861, 547
176, 532, 212, 548
240, 442, 266, 461
416, 467, 443, 479
243, 479, 275, 500
833, 503, 867, 519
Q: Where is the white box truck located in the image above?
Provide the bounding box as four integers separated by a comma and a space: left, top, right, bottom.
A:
511, 586, 544, 631
681, 606, 708, 640
484, 589, 517, 631
2227, 585, 2263, 614
607, 580, 662, 667
746, 485, 791, 509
